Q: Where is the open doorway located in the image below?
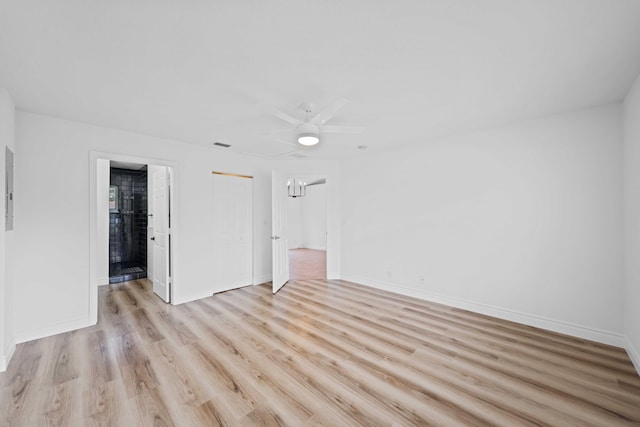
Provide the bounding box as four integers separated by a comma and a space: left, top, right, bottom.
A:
108, 161, 148, 283
287, 177, 327, 281
90, 153, 177, 324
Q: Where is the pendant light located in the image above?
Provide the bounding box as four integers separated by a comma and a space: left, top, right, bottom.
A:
287, 179, 306, 198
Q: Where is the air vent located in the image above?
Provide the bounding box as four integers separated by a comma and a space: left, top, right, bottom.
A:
212, 142, 231, 148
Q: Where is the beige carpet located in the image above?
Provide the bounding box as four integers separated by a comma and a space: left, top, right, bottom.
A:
289, 248, 326, 280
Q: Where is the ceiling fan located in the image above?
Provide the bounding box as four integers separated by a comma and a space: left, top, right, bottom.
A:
264, 98, 363, 147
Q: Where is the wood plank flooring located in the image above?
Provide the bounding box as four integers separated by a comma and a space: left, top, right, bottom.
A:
1, 278, 640, 426
288, 249, 326, 281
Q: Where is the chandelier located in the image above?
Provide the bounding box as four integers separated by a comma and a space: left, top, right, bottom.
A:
287, 179, 306, 198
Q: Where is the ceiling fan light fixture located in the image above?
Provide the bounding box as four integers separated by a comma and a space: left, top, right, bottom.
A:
298, 134, 320, 146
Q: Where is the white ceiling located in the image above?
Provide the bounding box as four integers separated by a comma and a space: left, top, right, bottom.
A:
1, 0, 640, 159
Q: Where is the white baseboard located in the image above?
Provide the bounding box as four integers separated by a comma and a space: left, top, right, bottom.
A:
301, 245, 327, 251
175, 277, 266, 305
15, 316, 95, 345
328, 271, 341, 280
341, 274, 626, 348
97, 276, 109, 286
253, 274, 272, 286
0, 337, 16, 372
171, 291, 206, 305
625, 336, 640, 375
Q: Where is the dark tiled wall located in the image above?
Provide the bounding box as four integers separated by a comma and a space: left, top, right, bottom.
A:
109, 167, 148, 281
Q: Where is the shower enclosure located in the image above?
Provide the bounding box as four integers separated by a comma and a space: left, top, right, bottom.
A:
109, 166, 148, 283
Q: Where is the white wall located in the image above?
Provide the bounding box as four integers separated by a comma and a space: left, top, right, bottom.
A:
341, 104, 625, 345
0, 88, 16, 371
287, 196, 304, 249
623, 74, 640, 371
14, 111, 341, 343
287, 183, 327, 250
302, 183, 327, 250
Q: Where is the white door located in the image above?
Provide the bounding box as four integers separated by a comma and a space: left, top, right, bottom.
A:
151, 166, 171, 302
272, 171, 289, 293
146, 169, 155, 284
212, 173, 253, 292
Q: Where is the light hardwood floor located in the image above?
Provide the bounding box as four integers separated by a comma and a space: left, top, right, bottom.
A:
1, 279, 639, 426
288, 249, 326, 280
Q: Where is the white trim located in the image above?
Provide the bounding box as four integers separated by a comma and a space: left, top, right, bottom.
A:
173, 290, 216, 305
328, 271, 341, 280
625, 336, 640, 375
341, 274, 626, 347
15, 316, 92, 345
253, 274, 272, 286
0, 337, 16, 372
89, 154, 99, 325
301, 245, 327, 251
213, 284, 253, 295
97, 276, 109, 286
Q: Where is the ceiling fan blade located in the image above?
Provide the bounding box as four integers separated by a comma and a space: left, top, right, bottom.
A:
277, 150, 302, 158
321, 125, 364, 134
306, 179, 326, 186
310, 98, 349, 125
262, 103, 303, 126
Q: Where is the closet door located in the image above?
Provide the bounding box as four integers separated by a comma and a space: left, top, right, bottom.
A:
212, 173, 253, 292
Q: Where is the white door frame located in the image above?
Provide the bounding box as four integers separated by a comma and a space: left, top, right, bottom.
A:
89, 151, 179, 325
272, 173, 330, 291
